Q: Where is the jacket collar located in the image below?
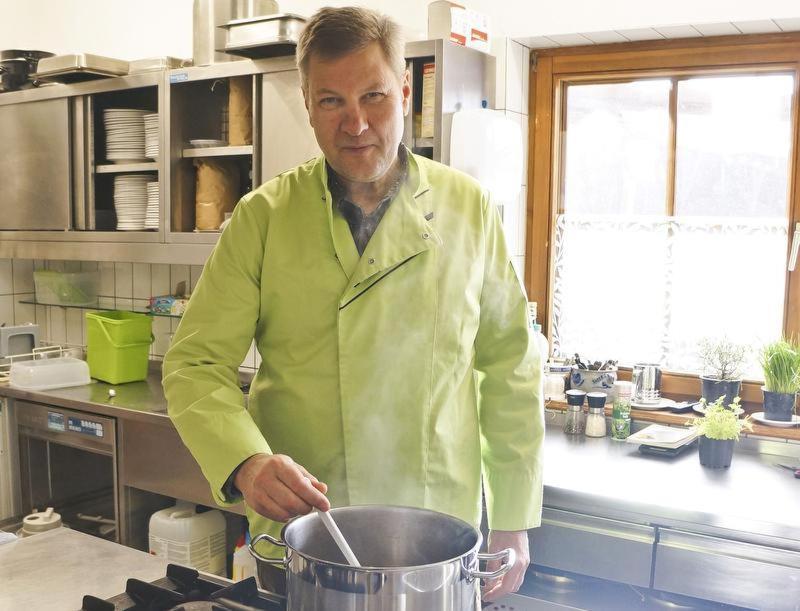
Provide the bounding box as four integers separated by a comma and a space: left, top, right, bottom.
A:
314, 148, 439, 288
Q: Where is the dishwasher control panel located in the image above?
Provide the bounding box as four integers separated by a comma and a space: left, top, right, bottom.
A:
47, 411, 104, 437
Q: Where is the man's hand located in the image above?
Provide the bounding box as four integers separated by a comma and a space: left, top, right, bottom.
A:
481, 529, 530, 602
234, 453, 330, 522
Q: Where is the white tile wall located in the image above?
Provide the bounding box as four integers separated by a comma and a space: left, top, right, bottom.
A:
0, 260, 13, 295
114, 262, 133, 299
0, 295, 13, 326
6, 257, 257, 371
152, 264, 170, 296
12, 259, 33, 293
133, 263, 151, 300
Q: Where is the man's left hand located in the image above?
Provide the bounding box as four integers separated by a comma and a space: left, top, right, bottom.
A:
481, 529, 530, 602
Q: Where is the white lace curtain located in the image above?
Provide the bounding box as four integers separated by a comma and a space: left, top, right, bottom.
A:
550, 214, 788, 378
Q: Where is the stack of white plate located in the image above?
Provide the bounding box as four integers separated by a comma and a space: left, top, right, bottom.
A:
104, 108, 147, 162
144, 113, 159, 159
114, 174, 150, 230
145, 181, 159, 230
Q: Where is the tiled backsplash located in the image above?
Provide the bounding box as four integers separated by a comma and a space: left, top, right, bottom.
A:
0, 259, 261, 373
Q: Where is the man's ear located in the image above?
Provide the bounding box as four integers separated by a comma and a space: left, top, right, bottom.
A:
401, 69, 411, 117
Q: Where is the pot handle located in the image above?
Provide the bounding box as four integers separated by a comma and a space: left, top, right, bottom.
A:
469, 548, 516, 581
248, 532, 288, 567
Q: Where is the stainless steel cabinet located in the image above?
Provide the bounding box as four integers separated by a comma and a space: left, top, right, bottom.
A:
654, 528, 800, 610
0, 97, 71, 230
531, 507, 656, 587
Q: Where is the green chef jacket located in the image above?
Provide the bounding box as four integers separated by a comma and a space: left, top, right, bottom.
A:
162, 151, 545, 548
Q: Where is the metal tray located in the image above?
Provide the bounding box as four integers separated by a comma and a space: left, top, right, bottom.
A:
219, 13, 306, 59
129, 57, 192, 74
33, 53, 129, 83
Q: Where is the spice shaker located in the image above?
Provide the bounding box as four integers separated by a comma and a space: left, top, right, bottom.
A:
611, 380, 633, 440
564, 389, 586, 435
585, 392, 607, 437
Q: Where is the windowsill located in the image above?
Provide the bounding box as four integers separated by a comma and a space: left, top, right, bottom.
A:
545, 400, 800, 443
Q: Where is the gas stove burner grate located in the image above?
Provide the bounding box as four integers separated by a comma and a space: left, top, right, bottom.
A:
81, 564, 282, 611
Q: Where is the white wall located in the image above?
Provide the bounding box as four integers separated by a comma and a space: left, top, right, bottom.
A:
3, 0, 800, 58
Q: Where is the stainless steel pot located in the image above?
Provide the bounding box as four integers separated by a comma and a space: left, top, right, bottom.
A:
249, 505, 515, 610
0, 50, 54, 91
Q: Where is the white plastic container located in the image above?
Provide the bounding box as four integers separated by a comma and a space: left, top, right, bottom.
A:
149, 502, 227, 576
9, 357, 91, 390
232, 539, 257, 581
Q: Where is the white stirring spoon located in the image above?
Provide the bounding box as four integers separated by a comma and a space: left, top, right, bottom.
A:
315, 508, 361, 567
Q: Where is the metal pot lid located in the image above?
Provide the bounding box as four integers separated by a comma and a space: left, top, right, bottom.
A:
0, 49, 54, 61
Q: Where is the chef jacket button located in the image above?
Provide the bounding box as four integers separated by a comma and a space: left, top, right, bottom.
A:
422, 232, 430, 239
368, 258, 375, 264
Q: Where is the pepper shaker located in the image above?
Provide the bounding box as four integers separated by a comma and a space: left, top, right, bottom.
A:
564, 389, 586, 435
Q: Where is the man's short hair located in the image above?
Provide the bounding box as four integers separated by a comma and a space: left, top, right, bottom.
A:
297, 6, 406, 91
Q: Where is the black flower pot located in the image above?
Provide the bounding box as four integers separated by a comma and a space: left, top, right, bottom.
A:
700, 377, 741, 405
698, 436, 735, 469
762, 388, 796, 422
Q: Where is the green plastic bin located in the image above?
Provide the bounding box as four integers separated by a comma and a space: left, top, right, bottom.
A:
86, 311, 154, 384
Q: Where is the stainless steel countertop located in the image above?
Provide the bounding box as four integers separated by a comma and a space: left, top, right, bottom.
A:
542, 412, 800, 547
0, 370, 170, 424
2, 376, 799, 547
0, 527, 169, 609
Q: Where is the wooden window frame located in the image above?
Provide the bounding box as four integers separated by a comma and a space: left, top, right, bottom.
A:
525, 33, 800, 403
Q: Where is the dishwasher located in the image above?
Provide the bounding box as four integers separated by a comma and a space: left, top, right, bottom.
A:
14, 400, 119, 541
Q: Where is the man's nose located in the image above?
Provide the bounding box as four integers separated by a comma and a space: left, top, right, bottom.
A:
341, 104, 368, 136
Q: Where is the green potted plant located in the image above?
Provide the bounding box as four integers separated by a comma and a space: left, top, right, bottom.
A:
687, 396, 752, 468
698, 337, 748, 404
760, 338, 800, 422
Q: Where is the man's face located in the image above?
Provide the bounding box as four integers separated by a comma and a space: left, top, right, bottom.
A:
304, 42, 411, 185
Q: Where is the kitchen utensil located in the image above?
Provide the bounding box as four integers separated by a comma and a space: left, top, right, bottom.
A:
249, 505, 515, 610
776, 464, 800, 478
0, 50, 54, 91
220, 13, 307, 59
33, 53, 129, 83
315, 508, 361, 567
631, 363, 661, 404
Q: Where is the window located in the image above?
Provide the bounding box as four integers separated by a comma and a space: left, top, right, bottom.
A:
528, 36, 800, 394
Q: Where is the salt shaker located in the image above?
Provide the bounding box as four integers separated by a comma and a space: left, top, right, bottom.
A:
564, 389, 586, 435
585, 392, 607, 437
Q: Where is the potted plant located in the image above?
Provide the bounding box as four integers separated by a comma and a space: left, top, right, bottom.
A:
698, 337, 748, 404
687, 396, 752, 468
759, 338, 800, 422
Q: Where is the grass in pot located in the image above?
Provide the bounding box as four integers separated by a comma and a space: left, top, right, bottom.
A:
687, 396, 752, 469
697, 337, 747, 404
759, 338, 800, 422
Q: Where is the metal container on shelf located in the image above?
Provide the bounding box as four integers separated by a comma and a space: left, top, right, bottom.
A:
32, 53, 129, 83
193, 0, 280, 66
219, 13, 306, 59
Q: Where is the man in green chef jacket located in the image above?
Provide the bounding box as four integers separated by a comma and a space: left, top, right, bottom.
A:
163, 6, 544, 601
